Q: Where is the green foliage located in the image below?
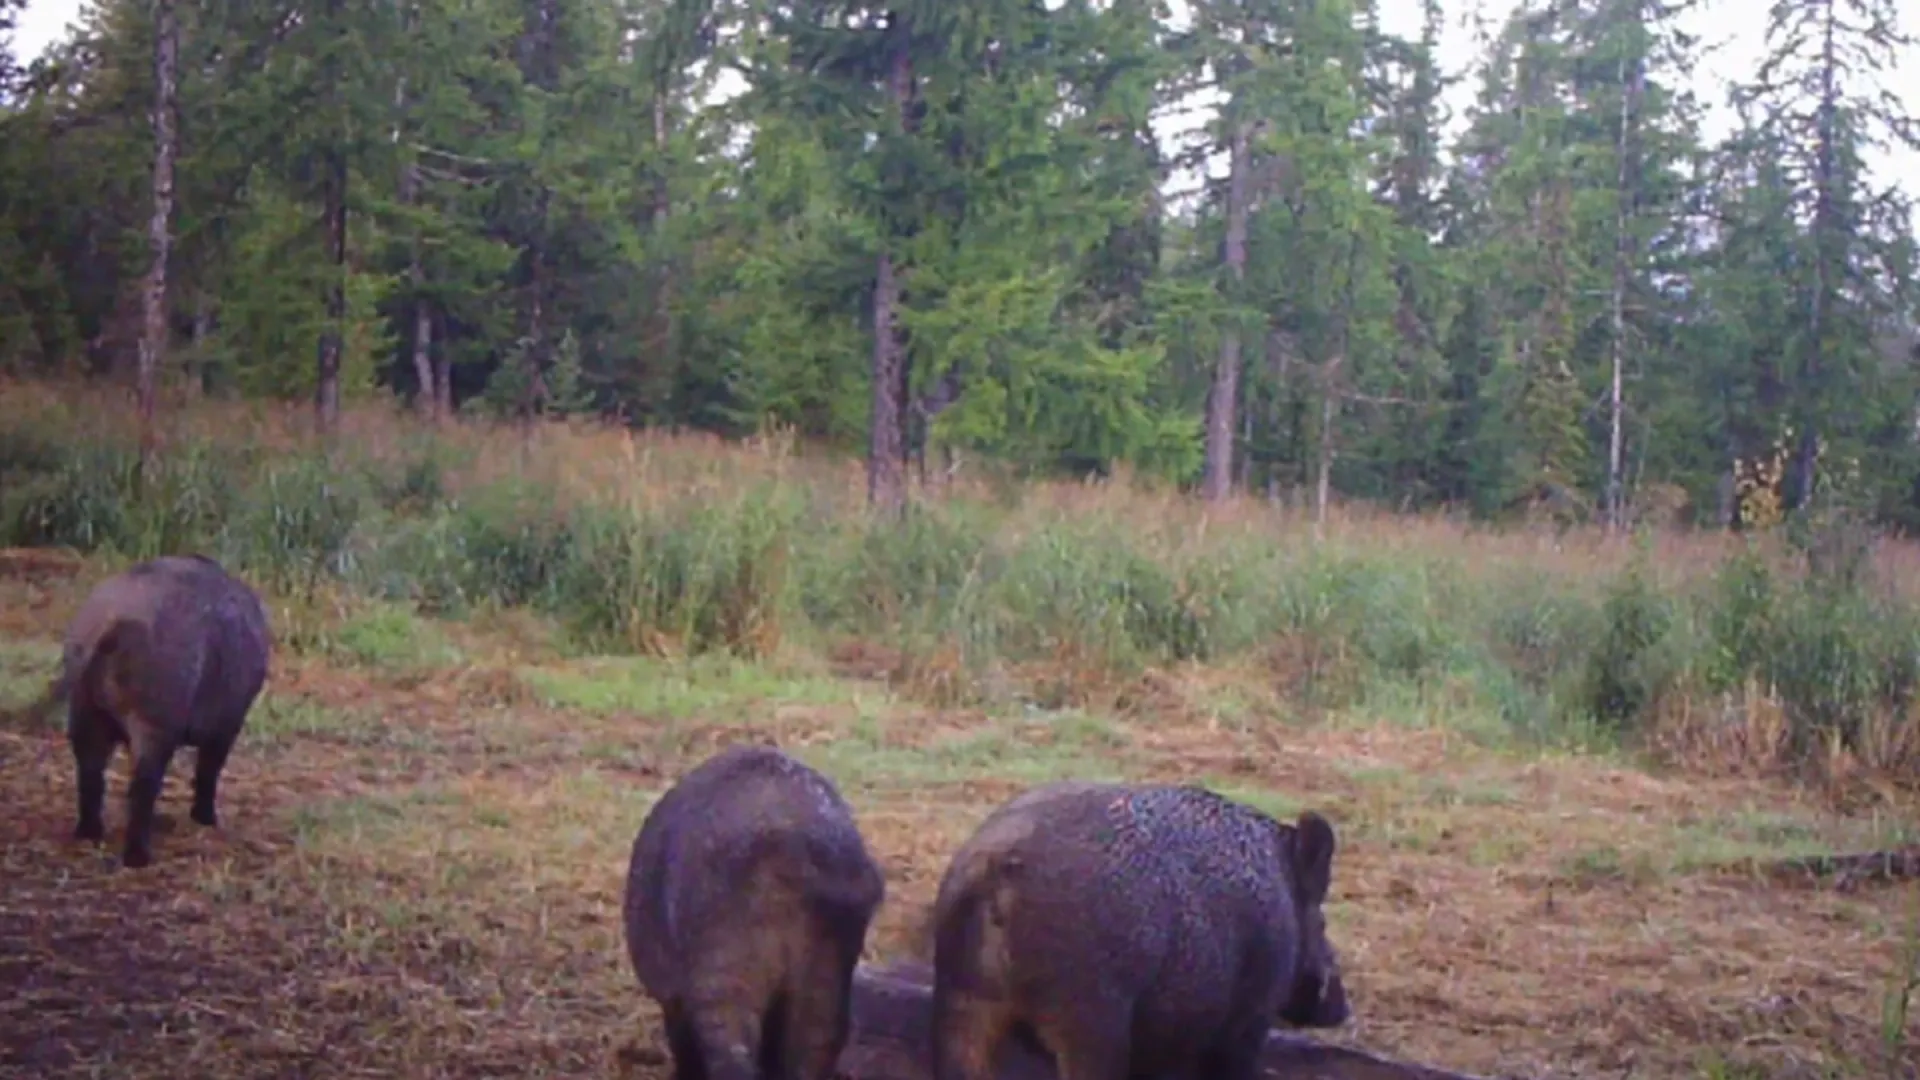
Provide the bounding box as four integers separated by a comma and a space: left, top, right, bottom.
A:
205, 182, 398, 401
12, 400, 1920, 780
1583, 544, 1677, 728
0, 0, 1916, 528
1691, 538, 1920, 755
557, 483, 804, 657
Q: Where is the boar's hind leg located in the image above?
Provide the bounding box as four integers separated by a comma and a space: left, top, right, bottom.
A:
68, 705, 116, 843
930, 990, 1014, 1080
1198, 1015, 1274, 1080
775, 944, 860, 1080
684, 992, 765, 1080
1031, 998, 1132, 1080
191, 732, 237, 827
121, 721, 182, 869
1054, 1034, 1132, 1080
660, 999, 710, 1080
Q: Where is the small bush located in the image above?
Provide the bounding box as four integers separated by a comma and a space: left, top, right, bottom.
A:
221, 454, 370, 595
3, 442, 141, 551
1584, 548, 1679, 729
557, 484, 803, 657
439, 479, 576, 609
802, 502, 996, 637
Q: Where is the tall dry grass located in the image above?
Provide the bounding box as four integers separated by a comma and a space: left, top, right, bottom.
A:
5, 375, 1920, 792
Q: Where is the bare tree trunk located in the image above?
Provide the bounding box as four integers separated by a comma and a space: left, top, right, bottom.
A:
869, 252, 907, 510
1604, 31, 1642, 534
390, 36, 439, 426
1315, 356, 1339, 536
647, 90, 675, 412
411, 283, 435, 420
1791, 6, 1841, 513
136, 0, 179, 481
433, 307, 454, 417
1266, 323, 1294, 503
314, 0, 347, 435
315, 145, 346, 434
1315, 235, 1363, 536
1238, 394, 1254, 491
1203, 118, 1252, 503
513, 0, 558, 433
866, 24, 913, 513
522, 259, 549, 424
188, 293, 209, 397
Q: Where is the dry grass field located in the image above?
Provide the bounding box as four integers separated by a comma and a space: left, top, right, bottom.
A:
2, 378, 1919, 1079
1, 561, 1917, 1080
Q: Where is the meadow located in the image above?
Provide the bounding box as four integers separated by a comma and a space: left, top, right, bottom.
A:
1, 376, 1918, 1079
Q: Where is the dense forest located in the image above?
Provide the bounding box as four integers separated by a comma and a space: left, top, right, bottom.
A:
0, 0, 1916, 530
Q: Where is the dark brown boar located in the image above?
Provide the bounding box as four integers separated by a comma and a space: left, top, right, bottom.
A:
623, 744, 887, 1080
928, 781, 1349, 1080
30, 554, 273, 869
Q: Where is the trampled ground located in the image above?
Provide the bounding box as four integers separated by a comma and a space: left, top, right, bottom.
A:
1, 559, 1917, 1080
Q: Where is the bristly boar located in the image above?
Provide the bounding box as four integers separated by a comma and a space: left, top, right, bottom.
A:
624, 744, 887, 1080
928, 781, 1349, 1080
29, 554, 273, 869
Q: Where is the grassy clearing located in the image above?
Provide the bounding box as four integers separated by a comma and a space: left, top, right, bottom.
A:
2, 377, 1920, 1077
7, 377, 1920, 795
3, 546, 1919, 1078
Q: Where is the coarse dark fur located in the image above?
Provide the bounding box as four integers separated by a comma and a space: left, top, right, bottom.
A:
928, 781, 1350, 1080
624, 744, 887, 1080
26, 554, 273, 869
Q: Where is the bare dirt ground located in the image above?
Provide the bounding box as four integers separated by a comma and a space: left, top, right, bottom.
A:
1, 563, 1917, 1080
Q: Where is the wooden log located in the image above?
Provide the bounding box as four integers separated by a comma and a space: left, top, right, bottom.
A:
1759, 846, 1920, 891
841, 961, 1504, 1080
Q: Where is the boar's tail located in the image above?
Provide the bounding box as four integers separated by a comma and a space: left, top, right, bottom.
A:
792, 834, 886, 934
0, 621, 129, 729
81, 617, 145, 680
0, 618, 142, 726
70, 618, 150, 715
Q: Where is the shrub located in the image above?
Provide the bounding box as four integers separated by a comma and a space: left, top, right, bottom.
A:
5, 377, 1919, 788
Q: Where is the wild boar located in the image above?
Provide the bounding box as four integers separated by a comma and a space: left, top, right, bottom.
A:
30, 554, 273, 869
928, 780, 1349, 1080
624, 744, 887, 1080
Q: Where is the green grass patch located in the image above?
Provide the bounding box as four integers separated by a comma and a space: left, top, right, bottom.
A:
810, 711, 1128, 788
247, 695, 397, 749
1556, 843, 1666, 886
1669, 809, 1920, 873
1196, 783, 1308, 822
518, 654, 860, 720
323, 604, 464, 671
284, 787, 467, 844
0, 638, 58, 725
1417, 775, 1522, 808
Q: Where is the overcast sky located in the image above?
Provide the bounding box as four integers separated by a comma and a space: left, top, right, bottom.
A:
8, 0, 1919, 211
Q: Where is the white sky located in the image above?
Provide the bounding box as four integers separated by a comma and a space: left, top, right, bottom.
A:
8, 0, 1919, 216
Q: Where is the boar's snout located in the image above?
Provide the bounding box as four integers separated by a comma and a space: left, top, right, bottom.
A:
1278, 947, 1350, 1029
1309, 965, 1351, 1027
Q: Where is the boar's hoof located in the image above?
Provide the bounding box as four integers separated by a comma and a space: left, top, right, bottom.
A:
121, 843, 154, 870
74, 818, 105, 843
191, 803, 217, 828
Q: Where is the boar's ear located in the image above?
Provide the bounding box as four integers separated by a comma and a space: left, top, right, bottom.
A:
1289, 811, 1337, 907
